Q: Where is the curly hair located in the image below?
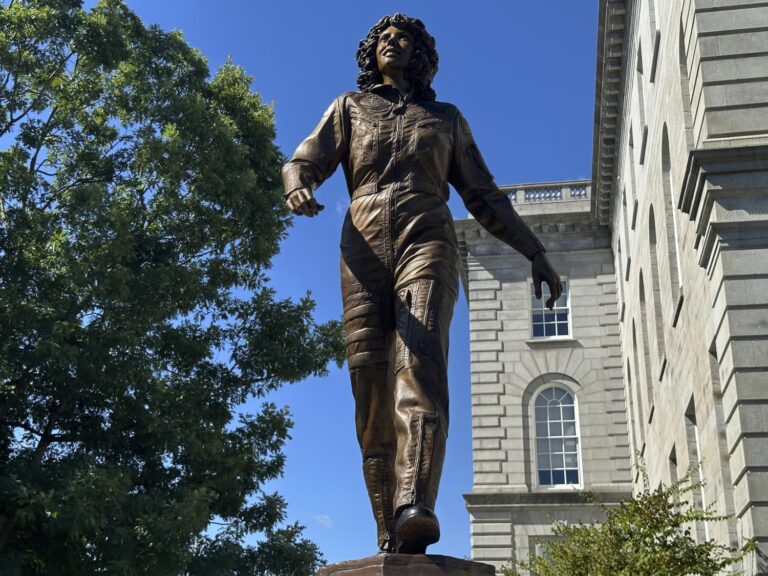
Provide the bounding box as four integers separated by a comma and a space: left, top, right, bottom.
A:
356, 13, 439, 101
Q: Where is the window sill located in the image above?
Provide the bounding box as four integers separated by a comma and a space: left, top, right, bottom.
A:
534, 484, 583, 492
526, 337, 580, 347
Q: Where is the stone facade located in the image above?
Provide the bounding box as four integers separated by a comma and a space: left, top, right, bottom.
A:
596, 0, 768, 572
460, 0, 768, 573
457, 181, 633, 569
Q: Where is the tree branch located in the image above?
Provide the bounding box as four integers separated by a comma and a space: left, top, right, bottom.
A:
1, 419, 44, 437
0, 100, 37, 138
28, 105, 59, 174
0, 404, 60, 551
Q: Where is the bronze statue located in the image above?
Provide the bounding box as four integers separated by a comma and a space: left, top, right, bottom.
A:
282, 13, 562, 555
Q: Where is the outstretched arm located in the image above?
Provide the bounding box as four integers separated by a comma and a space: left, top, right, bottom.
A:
448, 110, 562, 308
282, 96, 347, 217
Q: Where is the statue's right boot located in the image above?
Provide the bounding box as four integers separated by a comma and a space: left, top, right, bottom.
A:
363, 455, 397, 553
349, 364, 398, 553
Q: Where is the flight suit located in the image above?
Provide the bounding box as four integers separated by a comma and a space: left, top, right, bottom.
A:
282, 84, 544, 552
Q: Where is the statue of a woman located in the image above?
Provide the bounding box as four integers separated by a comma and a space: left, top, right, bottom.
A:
282, 13, 561, 555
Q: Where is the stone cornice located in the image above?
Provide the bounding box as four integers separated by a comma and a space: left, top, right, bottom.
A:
455, 179, 606, 299
680, 144, 768, 271
464, 490, 632, 509
591, 0, 628, 226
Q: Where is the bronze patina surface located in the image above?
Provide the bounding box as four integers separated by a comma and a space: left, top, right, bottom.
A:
316, 554, 495, 576
283, 13, 561, 554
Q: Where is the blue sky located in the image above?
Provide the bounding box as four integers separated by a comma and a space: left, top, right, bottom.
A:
123, 0, 598, 564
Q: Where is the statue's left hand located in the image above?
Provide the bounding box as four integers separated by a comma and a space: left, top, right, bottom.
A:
532, 252, 563, 310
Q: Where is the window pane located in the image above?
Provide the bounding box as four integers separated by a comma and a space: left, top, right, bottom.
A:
550, 439, 564, 453
566, 470, 579, 484
563, 421, 576, 436
544, 312, 556, 324
545, 324, 556, 336
536, 422, 548, 436
550, 422, 562, 436
537, 439, 548, 452
536, 398, 547, 422
557, 322, 569, 335
548, 405, 560, 420
552, 453, 564, 468
565, 453, 578, 467
564, 439, 578, 452
533, 324, 544, 337
542, 388, 554, 400
557, 312, 568, 322
562, 405, 575, 420
539, 470, 552, 485
533, 313, 543, 323
538, 454, 550, 468
552, 470, 565, 484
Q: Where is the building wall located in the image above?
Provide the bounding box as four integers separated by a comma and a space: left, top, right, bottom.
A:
461, 0, 768, 572
458, 182, 632, 570
601, 0, 768, 572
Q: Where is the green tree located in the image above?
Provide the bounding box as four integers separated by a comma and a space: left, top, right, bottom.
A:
0, 0, 344, 573
503, 470, 755, 576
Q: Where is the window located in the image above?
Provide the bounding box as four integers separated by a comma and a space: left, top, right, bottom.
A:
531, 280, 570, 338
535, 387, 580, 486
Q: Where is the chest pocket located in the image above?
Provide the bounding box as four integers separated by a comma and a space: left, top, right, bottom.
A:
414, 118, 452, 173
415, 118, 451, 154
351, 117, 378, 168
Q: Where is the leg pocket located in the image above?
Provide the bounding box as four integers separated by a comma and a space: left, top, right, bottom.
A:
395, 279, 440, 374
342, 281, 387, 369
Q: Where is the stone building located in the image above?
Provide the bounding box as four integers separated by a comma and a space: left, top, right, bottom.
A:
457, 181, 633, 569
460, 0, 768, 572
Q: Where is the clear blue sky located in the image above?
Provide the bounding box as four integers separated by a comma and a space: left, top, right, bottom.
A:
123, 0, 598, 564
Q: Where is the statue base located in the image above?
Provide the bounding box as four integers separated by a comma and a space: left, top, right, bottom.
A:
316, 554, 495, 575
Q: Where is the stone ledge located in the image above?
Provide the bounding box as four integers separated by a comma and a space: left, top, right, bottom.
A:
316, 554, 494, 576
464, 489, 632, 508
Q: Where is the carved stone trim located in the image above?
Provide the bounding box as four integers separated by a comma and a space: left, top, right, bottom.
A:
464, 490, 631, 508
679, 144, 768, 271
591, 0, 628, 226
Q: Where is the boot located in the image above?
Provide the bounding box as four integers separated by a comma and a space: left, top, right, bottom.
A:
363, 455, 397, 553
393, 410, 446, 553
395, 504, 440, 554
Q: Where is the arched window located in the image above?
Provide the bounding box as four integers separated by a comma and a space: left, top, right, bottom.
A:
661, 125, 682, 310
621, 187, 632, 261
535, 387, 581, 486
678, 17, 695, 148
648, 207, 667, 369
648, 0, 660, 82
636, 45, 649, 164
639, 272, 656, 411
628, 127, 639, 228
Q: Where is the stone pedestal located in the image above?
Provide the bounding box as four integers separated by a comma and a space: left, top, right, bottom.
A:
316, 554, 495, 575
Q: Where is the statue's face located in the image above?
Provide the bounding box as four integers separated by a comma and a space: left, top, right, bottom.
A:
376, 25, 413, 76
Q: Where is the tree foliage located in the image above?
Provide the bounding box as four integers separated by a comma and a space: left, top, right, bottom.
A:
0, 0, 345, 573
503, 469, 755, 576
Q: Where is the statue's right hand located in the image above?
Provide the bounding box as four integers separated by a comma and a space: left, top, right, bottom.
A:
286, 188, 325, 217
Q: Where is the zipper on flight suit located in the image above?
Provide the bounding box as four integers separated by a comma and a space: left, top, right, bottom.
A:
388, 93, 406, 269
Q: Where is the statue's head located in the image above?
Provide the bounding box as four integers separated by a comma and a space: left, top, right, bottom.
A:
356, 13, 438, 101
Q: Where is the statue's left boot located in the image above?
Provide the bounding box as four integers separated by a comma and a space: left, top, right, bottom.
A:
390, 277, 453, 553
395, 504, 440, 554
393, 409, 446, 554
